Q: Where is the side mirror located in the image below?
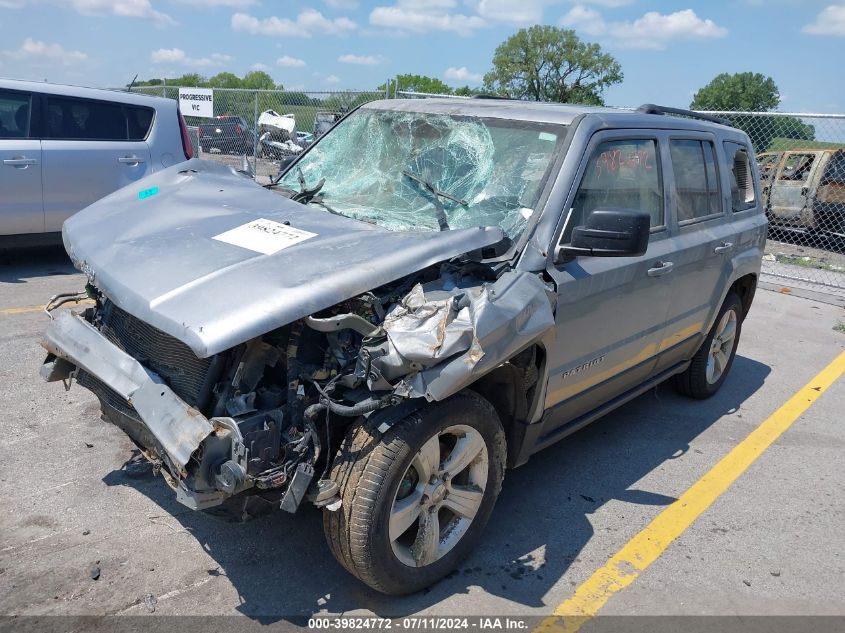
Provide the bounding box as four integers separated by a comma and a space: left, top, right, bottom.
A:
556, 208, 650, 261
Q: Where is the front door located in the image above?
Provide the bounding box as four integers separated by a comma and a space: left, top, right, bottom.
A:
541, 132, 675, 438
0, 89, 43, 235
769, 151, 824, 226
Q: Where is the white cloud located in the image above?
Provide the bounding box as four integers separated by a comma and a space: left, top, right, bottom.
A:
251, 62, 269, 71
231, 9, 357, 37
58, 0, 175, 26
2, 38, 87, 65
469, 0, 632, 25
173, 0, 254, 5
444, 66, 482, 83
338, 53, 386, 65
369, 1, 487, 36
277, 55, 306, 67
325, 74, 341, 84
324, 0, 358, 8
802, 5, 845, 36
562, 6, 728, 49
150, 48, 232, 67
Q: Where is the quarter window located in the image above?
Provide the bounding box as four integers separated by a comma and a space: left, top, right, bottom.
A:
568, 138, 663, 238
0, 90, 31, 139
670, 139, 722, 222
724, 141, 755, 212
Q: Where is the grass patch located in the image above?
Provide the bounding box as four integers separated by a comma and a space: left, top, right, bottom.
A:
834, 321, 845, 334
777, 255, 845, 272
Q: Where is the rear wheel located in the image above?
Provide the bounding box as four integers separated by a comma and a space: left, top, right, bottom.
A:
323, 391, 506, 595
673, 292, 743, 399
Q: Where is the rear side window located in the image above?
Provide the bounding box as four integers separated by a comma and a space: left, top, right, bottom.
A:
724, 141, 755, 212
568, 138, 664, 237
0, 90, 32, 139
44, 96, 151, 141
670, 139, 721, 222
126, 106, 154, 141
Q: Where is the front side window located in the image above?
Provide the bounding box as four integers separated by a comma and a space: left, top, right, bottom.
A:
670, 139, 721, 222
45, 96, 127, 141
0, 90, 31, 139
567, 138, 663, 240
778, 153, 816, 183
278, 109, 566, 241
724, 141, 755, 212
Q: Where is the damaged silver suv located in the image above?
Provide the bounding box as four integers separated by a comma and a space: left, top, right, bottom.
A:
40, 99, 766, 595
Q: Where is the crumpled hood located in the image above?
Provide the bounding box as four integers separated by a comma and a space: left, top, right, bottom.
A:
63, 159, 504, 358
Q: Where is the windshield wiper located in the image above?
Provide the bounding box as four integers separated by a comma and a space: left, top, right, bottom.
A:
292, 167, 325, 204
402, 169, 467, 232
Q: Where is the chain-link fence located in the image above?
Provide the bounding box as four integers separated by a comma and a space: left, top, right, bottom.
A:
695, 111, 845, 299
137, 86, 845, 298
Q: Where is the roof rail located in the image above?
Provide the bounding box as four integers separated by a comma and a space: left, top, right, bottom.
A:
472, 94, 518, 100
636, 103, 732, 127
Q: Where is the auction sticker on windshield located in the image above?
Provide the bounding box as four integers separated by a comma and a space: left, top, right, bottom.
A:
213, 218, 317, 255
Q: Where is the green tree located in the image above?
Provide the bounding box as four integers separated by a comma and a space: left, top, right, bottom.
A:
242, 70, 279, 90
379, 74, 454, 96
207, 72, 242, 89
482, 26, 622, 104
690, 72, 780, 112
454, 85, 484, 97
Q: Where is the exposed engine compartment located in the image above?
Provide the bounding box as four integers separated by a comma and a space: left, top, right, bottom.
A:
65, 259, 545, 516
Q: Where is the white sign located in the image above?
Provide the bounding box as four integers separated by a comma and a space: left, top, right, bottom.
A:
213, 218, 317, 255
179, 88, 214, 118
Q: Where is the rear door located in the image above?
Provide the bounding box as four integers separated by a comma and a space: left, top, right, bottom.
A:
542, 132, 675, 436
769, 151, 824, 226
41, 94, 153, 232
654, 134, 738, 372
0, 88, 43, 235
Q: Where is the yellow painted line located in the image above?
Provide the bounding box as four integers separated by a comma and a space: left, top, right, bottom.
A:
536, 349, 845, 633
0, 299, 94, 316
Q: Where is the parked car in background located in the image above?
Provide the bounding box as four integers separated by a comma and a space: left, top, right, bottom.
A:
197, 115, 255, 156
0, 78, 192, 243
757, 148, 845, 240
41, 99, 765, 595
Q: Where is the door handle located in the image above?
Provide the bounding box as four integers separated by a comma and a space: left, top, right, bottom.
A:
647, 261, 674, 277
118, 156, 146, 165
3, 157, 37, 167
714, 242, 734, 254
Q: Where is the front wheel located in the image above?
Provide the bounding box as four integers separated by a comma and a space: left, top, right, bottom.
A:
673, 292, 743, 399
323, 391, 506, 595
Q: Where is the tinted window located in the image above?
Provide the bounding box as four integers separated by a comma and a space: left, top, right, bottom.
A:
127, 106, 154, 141
569, 138, 663, 236
46, 96, 127, 140
0, 90, 31, 139
670, 139, 721, 222
724, 141, 755, 212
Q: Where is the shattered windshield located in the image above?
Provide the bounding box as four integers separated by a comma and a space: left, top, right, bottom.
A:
279, 108, 566, 240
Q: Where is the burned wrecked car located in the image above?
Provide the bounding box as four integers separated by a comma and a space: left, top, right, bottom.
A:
757, 148, 845, 240
41, 100, 765, 595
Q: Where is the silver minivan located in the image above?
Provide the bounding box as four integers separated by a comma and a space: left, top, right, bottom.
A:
0, 78, 192, 241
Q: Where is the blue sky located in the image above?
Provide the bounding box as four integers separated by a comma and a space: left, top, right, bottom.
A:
1, 0, 843, 112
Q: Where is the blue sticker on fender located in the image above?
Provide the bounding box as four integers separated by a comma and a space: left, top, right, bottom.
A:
138, 186, 159, 200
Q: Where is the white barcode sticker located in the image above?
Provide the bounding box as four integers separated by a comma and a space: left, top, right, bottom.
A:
213, 218, 317, 255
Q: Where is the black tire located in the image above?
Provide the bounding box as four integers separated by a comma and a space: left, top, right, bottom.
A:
672, 292, 743, 399
323, 390, 506, 595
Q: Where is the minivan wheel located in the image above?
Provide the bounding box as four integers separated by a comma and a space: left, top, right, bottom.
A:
323, 391, 506, 595
672, 292, 743, 399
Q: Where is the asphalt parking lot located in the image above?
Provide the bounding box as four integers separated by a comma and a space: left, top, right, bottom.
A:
1, 246, 844, 627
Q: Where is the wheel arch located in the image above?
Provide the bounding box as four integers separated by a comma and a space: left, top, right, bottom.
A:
467, 343, 547, 468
